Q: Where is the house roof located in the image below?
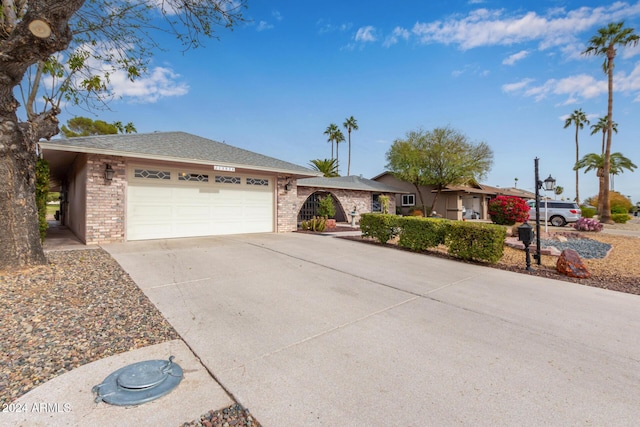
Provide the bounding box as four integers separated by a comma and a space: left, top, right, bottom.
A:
372, 171, 535, 198
297, 175, 409, 193
39, 131, 320, 177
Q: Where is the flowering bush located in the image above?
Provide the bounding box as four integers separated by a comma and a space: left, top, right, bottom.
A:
487, 196, 530, 225
573, 217, 603, 232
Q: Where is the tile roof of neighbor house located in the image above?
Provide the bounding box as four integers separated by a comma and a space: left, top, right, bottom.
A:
297, 175, 409, 193
39, 131, 321, 176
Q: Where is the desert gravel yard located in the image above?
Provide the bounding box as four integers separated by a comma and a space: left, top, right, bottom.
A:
1, 219, 638, 424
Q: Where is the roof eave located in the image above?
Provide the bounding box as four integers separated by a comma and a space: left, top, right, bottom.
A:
39, 142, 320, 177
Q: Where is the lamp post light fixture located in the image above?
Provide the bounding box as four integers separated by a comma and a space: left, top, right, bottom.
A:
104, 164, 115, 182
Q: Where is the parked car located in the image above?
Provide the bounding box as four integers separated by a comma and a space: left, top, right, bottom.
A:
527, 200, 582, 227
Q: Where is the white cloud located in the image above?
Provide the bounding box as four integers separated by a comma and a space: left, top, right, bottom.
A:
256, 20, 274, 32
503, 50, 529, 65
383, 26, 410, 47
110, 66, 189, 103
317, 19, 352, 35
272, 10, 283, 21
355, 26, 377, 43
410, 2, 640, 51
502, 78, 535, 93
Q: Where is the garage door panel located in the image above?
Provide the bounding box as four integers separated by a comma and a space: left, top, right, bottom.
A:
127, 174, 273, 240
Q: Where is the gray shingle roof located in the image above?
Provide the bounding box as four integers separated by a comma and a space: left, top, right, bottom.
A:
39, 131, 319, 176
297, 175, 409, 193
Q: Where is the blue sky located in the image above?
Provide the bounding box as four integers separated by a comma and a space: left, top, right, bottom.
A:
58, 0, 640, 203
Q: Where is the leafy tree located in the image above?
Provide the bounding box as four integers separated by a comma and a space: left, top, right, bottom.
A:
574, 152, 637, 213
343, 116, 358, 176
323, 123, 338, 160
590, 116, 618, 154
563, 108, 589, 204
386, 127, 493, 216
582, 21, 639, 223
0, 0, 246, 270
309, 158, 339, 177
61, 116, 137, 137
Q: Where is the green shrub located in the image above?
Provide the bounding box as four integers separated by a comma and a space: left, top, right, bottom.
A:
488, 196, 530, 225
446, 222, 506, 264
35, 159, 50, 242
317, 195, 336, 218
301, 216, 326, 232
580, 207, 596, 218
611, 213, 631, 224
397, 217, 449, 251
360, 213, 399, 243
611, 205, 627, 214
379, 195, 390, 214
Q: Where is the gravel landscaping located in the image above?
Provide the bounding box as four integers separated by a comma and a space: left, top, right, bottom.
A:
0, 248, 261, 426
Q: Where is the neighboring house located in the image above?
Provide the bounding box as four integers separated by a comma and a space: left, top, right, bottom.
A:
296, 175, 407, 224
40, 132, 321, 244
372, 172, 536, 220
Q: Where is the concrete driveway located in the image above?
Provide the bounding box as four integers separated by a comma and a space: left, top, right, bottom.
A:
104, 233, 640, 426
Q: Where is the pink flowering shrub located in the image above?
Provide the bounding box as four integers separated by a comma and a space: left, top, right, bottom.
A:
573, 218, 603, 232
487, 196, 530, 225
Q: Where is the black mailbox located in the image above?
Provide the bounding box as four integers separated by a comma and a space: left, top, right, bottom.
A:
517, 221, 534, 246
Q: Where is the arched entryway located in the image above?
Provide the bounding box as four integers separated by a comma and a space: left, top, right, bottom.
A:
297, 191, 347, 223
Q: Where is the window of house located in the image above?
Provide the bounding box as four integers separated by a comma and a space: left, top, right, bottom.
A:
372, 194, 381, 212
134, 169, 170, 180
179, 172, 209, 182
402, 194, 415, 206
215, 176, 240, 184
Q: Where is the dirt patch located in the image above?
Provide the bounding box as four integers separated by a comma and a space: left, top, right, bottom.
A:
342, 226, 640, 296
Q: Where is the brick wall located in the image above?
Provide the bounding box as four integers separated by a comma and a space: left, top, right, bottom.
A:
85, 155, 126, 244
296, 186, 396, 225
276, 176, 299, 232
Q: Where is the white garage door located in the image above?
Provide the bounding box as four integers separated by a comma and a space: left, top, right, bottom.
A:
127, 166, 274, 240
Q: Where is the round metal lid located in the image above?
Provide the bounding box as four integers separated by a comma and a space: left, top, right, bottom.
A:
116, 361, 169, 390
92, 356, 183, 406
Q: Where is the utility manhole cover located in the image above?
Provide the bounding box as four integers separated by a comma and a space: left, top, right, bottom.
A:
92, 356, 183, 406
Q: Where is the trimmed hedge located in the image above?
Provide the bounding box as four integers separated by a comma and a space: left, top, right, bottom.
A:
360, 213, 399, 243
361, 214, 506, 264
446, 222, 506, 264
397, 217, 449, 251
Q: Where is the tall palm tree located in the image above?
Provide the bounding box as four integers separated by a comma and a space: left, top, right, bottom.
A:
574, 152, 637, 212
308, 158, 339, 177
563, 108, 589, 204
590, 116, 618, 154
582, 21, 639, 223
343, 116, 359, 176
333, 129, 345, 175
323, 123, 339, 160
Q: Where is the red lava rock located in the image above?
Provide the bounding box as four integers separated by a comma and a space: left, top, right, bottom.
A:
557, 249, 591, 279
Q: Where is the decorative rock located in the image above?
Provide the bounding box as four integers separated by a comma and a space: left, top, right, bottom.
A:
555, 235, 568, 242
557, 249, 590, 278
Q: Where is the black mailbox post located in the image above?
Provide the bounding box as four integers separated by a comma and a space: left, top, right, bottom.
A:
517, 221, 535, 271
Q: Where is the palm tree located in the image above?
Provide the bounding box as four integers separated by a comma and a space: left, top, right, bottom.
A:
343, 116, 359, 176
323, 123, 339, 160
554, 186, 564, 200
563, 108, 589, 205
309, 158, 339, 177
590, 116, 618, 154
574, 152, 637, 213
582, 21, 639, 223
